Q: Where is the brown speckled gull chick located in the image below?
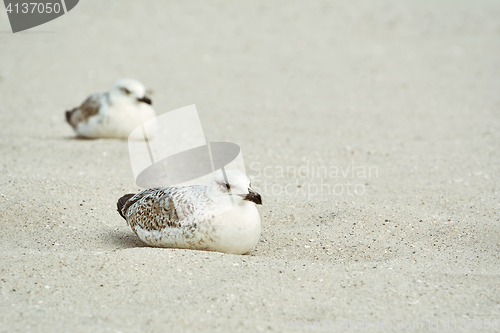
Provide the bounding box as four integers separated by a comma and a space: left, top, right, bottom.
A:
117, 170, 262, 255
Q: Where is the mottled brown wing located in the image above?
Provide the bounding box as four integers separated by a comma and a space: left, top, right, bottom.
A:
120, 188, 183, 232
65, 93, 104, 129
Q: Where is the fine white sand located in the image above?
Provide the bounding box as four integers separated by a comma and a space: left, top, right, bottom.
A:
1, 1, 499, 332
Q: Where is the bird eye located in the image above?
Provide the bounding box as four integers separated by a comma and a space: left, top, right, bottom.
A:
120, 87, 131, 95
224, 183, 230, 190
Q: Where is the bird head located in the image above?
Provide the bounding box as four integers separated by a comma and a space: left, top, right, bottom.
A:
206, 169, 262, 206
109, 78, 152, 106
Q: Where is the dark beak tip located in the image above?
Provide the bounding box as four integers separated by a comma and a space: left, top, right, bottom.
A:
245, 191, 262, 205
138, 96, 152, 105
256, 194, 263, 205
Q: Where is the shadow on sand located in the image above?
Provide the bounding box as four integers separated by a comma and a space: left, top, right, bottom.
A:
101, 229, 148, 249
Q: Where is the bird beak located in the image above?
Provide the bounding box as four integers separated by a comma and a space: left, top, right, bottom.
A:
137, 95, 152, 105
244, 188, 262, 205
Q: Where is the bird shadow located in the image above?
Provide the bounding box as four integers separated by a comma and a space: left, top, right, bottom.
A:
101, 229, 148, 249
53, 135, 127, 142
61, 135, 96, 141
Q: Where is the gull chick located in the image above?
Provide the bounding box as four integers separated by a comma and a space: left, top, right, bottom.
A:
65, 78, 155, 139
117, 170, 262, 255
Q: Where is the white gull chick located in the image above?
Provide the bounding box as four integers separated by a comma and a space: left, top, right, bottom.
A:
117, 170, 262, 255
65, 78, 155, 139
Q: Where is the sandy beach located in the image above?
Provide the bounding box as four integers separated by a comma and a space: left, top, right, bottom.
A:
1, 1, 499, 332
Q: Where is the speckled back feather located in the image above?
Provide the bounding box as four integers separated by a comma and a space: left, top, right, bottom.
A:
118, 185, 221, 232
65, 92, 106, 129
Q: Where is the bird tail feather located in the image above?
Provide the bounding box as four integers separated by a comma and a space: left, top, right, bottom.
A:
65, 108, 78, 128
117, 193, 136, 220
